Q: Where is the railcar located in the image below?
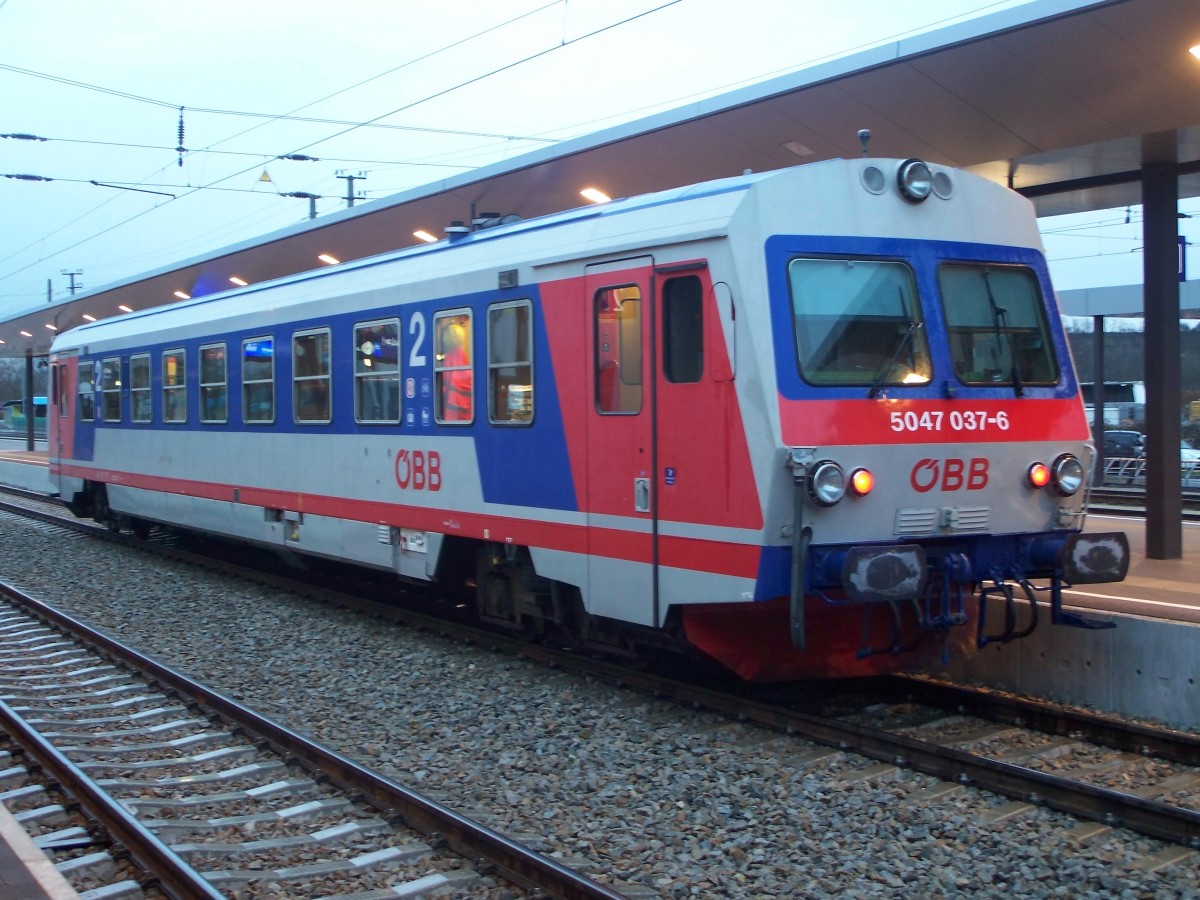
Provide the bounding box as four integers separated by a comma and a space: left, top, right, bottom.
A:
47, 157, 1128, 680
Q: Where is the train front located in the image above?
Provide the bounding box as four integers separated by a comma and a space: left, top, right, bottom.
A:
684, 158, 1129, 681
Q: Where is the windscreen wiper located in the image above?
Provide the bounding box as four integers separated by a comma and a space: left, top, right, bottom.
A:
982, 268, 1024, 397
868, 320, 923, 399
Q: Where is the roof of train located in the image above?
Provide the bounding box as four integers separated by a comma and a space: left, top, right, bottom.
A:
50, 165, 770, 352
50, 157, 1042, 354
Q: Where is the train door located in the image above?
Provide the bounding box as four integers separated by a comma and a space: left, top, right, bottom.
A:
584, 259, 657, 626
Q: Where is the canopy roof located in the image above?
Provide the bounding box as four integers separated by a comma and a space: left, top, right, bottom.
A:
13, 0, 1200, 355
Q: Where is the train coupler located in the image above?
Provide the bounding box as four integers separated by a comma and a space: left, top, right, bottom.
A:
976, 577, 1039, 647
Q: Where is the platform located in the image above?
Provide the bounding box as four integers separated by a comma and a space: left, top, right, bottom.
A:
0, 798, 80, 899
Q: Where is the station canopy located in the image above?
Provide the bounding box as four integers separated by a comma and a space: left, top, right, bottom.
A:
6, 0, 1200, 355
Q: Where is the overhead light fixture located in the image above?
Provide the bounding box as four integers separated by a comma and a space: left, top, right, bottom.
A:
318, 254, 340, 265
19, 331, 32, 338
118, 305, 133, 313
45, 323, 58, 331
413, 230, 437, 243
82, 314, 96, 322
580, 187, 610, 204
1191, 43, 1200, 60
783, 140, 815, 158
229, 276, 247, 286
173, 290, 191, 300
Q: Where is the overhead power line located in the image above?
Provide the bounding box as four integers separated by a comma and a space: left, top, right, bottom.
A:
0, 132, 476, 170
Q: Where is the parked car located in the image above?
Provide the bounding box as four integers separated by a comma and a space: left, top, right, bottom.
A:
1103, 430, 1145, 458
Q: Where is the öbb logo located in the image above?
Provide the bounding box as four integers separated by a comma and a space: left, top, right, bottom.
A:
909, 458, 989, 493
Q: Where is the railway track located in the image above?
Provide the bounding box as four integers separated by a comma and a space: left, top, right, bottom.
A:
0, 580, 626, 899
0, 488, 1198, 888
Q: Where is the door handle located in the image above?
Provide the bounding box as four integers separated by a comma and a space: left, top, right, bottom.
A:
634, 477, 650, 513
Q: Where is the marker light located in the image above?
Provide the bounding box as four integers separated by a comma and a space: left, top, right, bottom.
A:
1051, 453, 1084, 496
897, 158, 933, 202
1027, 462, 1051, 489
808, 460, 847, 507
850, 468, 874, 497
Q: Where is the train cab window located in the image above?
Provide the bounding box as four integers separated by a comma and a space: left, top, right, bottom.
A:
78, 361, 95, 422
663, 275, 703, 384
487, 300, 532, 425
939, 264, 1059, 388
200, 343, 228, 424
788, 257, 931, 388
434, 311, 473, 424
163, 349, 187, 423
242, 337, 275, 424
594, 286, 642, 414
293, 329, 331, 424
100, 357, 122, 422
130, 354, 152, 423
354, 319, 400, 424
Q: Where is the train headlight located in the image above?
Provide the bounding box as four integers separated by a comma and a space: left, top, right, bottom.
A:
808, 460, 847, 507
1051, 453, 1084, 496
897, 159, 933, 202
1027, 462, 1051, 489
850, 468, 874, 497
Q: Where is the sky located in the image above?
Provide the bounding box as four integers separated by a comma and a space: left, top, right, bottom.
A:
0, 0, 1161, 322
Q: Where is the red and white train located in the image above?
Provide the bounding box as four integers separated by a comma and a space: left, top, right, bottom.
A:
47, 157, 1128, 680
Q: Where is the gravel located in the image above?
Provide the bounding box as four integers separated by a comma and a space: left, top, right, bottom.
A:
3, 516, 1200, 899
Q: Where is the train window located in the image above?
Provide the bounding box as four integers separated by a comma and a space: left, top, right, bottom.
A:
788, 258, 931, 388
354, 319, 400, 424
242, 337, 275, 424
487, 300, 532, 425
663, 276, 703, 384
940, 264, 1059, 388
293, 329, 331, 424
434, 311, 473, 424
162, 349, 187, 423
55, 365, 66, 418
100, 357, 122, 422
78, 361, 95, 422
200, 343, 228, 424
130, 354, 151, 423
594, 285, 642, 414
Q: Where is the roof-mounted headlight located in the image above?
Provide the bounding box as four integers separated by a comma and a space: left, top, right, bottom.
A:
897, 158, 933, 203
808, 460, 847, 507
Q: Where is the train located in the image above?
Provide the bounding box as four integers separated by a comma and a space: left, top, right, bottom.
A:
46, 156, 1129, 681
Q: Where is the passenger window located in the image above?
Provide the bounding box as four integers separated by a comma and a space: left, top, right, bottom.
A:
163, 349, 186, 423
293, 329, 331, 424
54, 365, 65, 418
594, 286, 642, 414
78, 361, 95, 422
663, 276, 703, 384
434, 311, 473, 424
354, 319, 400, 424
101, 357, 122, 422
130, 354, 151, 423
200, 343, 228, 424
242, 337, 275, 423
487, 300, 532, 424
